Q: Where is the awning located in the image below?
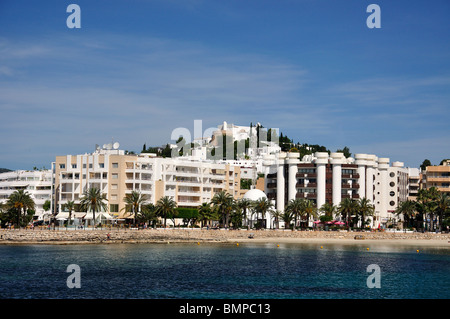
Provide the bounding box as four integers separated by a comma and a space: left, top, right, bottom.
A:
54, 212, 86, 220
83, 212, 113, 220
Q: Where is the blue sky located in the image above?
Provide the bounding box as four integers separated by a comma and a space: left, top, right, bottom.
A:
0, 0, 449, 170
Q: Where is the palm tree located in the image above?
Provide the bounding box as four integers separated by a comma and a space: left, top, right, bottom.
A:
417, 187, 439, 231
357, 197, 375, 229
79, 187, 108, 227
319, 202, 337, 221
435, 192, 450, 232
230, 208, 244, 229
198, 202, 214, 228
211, 191, 234, 228
285, 198, 304, 230
338, 198, 357, 229
236, 198, 253, 228
270, 210, 283, 229
394, 199, 416, 230
281, 210, 294, 230
252, 197, 274, 229
138, 203, 158, 227
155, 196, 177, 228
6, 189, 35, 228
123, 191, 148, 226
64, 200, 75, 227
302, 199, 317, 229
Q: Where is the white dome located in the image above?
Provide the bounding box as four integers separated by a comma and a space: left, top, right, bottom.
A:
243, 189, 267, 201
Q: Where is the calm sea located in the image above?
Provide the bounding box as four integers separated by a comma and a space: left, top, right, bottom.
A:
0, 242, 448, 299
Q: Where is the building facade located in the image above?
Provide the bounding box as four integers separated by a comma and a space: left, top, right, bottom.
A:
263, 152, 411, 228
53, 144, 241, 219
0, 170, 53, 220
422, 160, 450, 194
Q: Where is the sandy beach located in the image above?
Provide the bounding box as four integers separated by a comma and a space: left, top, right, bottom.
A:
1, 228, 449, 247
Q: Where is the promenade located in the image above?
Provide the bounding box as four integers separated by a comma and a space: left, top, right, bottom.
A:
1, 228, 449, 247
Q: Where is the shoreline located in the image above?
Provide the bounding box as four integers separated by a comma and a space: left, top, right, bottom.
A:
1, 228, 449, 247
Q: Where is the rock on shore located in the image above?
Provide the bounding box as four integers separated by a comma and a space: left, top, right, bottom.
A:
1, 228, 449, 245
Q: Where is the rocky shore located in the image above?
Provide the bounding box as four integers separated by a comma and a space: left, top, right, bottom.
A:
1, 228, 449, 246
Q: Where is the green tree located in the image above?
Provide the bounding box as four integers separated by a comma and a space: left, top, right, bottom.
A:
336, 146, 351, 158
302, 199, 317, 229
123, 191, 148, 226
420, 159, 432, 171
155, 196, 178, 228
357, 197, 375, 229
281, 210, 294, 230
43, 200, 51, 212
230, 208, 243, 229
285, 198, 304, 230
80, 187, 108, 227
416, 187, 439, 231
211, 191, 234, 228
6, 189, 35, 228
64, 200, 75, 227
138, 203, 158, 227
252, 197, 274, 229
338, 198, 358, 229
435, 192, 450, 232
236, 198, 253, 228
198, 202, 215, 228
394, 200, 417, 229
270, 210, 283, 229
319, 202, 337, 220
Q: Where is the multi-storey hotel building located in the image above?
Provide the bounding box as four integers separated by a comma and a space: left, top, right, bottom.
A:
0, 170, 53, 220
422, 160, 450, 194
53, 144, 241, 219
263, 152, 410, 228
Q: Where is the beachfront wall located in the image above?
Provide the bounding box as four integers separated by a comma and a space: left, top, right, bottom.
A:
264, 152, 413, 229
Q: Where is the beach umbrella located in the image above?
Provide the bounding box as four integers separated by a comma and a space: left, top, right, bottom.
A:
335, 221, 345, 225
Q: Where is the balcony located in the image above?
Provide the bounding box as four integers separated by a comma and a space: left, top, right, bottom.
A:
342, 183, 359, 189
296, 173, 317, 178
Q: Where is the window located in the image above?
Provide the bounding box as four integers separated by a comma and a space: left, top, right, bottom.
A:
390, 201, 395, 206
390, 172, 395, 177
112, 173, 118, 179
89, 164, 93, 169
110, 204, 119, 213
389, 182, 395, 187
83, 164, 86, 168
390, 191, 395, 196
72, 164, 77, 169
99, 163, 104, 168
59, 164, 65, 169
112, 163, 119, 168
111, 184, 118, 190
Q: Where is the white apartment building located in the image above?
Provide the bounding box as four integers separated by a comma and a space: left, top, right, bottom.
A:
0, 170, 53, 220
263, 152, 411, 228
53, 143, 241, 219
407, 167, 421, 200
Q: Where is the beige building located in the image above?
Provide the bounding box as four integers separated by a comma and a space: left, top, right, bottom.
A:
53, 144, 241, 219
422, 160, 450, 194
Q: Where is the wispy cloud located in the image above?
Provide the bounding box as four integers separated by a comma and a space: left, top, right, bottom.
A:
0, 32, 314, 168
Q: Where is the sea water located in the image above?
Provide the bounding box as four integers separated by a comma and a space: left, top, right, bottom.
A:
0, 242, 448, 299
